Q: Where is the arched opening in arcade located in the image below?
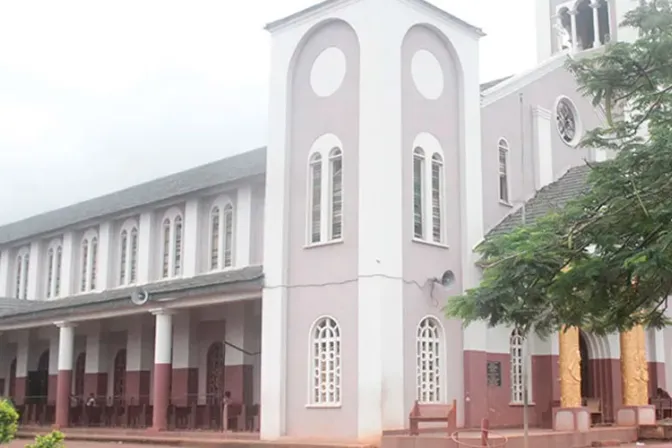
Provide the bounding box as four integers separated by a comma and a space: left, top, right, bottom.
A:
579, 330, 614, 423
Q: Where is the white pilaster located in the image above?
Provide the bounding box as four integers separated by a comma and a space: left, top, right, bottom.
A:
182, 199, 201, 277
95, 222, 113, 290
85, 323, 107, 374
591, 1, 602, 48
532, 106, 554, 189
235, 185, 253, 268
0, 250, 10, 297
49, 332, 59, 375
260, 26, 291, 440
535, 0, 553, 62
16, 331, 29, 379
152, 310, 173, 365
172, 312, 197, 369
27, 241, 44, 300
126, 317, 153, 371
137, 211, 155, 284
60, 231, 76, 297
56, 323, 76, 371
570, 10, 578, 52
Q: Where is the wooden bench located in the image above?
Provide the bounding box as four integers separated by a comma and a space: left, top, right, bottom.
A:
409, 399, 457, 436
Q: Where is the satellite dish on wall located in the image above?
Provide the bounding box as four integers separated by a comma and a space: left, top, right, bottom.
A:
436, 270, 455, 287
130, 289, 150, 306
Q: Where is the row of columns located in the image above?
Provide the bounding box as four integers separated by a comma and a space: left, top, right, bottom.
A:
558, 325, 649, 408
54, 310, 173, 431
556, 0, 608, 53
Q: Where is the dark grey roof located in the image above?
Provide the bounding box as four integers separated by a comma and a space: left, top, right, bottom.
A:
486, 164, 592, 238
0, 265, 263, 325
265, 0, 485, 36
0, 147, 267, 245
480, 75, 513, 92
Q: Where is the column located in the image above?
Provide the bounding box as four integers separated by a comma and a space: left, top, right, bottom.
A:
554, 327, 590, 431
59, 231, 76, 297
15, 331, 29, 405
171, 312, 198, 406
235, 186, 252, 268
84, 323, 108, 398
617, 325, 655, 425
55, 322, 76, 428
26, 241, 44, 300
570, 9, 579, 52
137, 211, 155, 284
96, 222, 113, 290
126, 318, 152, 404
151, 309, 173, 431
532, 106, 554, 190
182, 199, 201, 277
48, 334, 59, 403
591, 0, 602, 48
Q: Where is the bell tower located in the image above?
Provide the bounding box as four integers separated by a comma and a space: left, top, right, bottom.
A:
536, 0, 640, 63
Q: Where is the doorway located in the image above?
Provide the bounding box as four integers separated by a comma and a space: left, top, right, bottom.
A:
27, 350, 49, 404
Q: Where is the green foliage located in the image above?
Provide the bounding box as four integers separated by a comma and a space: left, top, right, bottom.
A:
25, 431, 65, 448
0, 399, 18, 444
446, 0, 672, 336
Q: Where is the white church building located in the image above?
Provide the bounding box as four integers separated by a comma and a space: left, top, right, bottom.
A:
0, 0, 666, 442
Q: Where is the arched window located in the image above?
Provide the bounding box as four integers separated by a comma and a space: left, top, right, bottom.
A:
113, 349, 126, 399
309, 153, 322, 244
45, 239, 63, 299
206, 342, 225, 404
431, 153, 444, 243
90, 237, 98, 290
129, 228, 138, 283
15, 248, 30, 300
173, 216, 183, 276
46, 249, 54, 299
223, 203, 234, 268
416, 317, 442, 403
119, 230, 128, 285
413, 147, 426, 239
80, 239, 89, 292
498, 139, 510, 204
329, 148, 343, 240
162, 218, 171, 278
210, 207, 220, 270
310, 316, 342, 406
510, 328, 525, 404
55, 246, 62, 297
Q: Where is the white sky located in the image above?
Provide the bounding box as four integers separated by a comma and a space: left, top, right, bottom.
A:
0, 0, 536, 225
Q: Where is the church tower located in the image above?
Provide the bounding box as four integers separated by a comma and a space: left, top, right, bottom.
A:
536, 0, 641, 63
260, 0, 484, 441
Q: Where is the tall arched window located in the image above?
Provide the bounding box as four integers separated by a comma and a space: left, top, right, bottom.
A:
413, 147, 426, 239
416, 316, 442, 403
15, 247, 30, 300
208, 200, 236, 271
118, 221, 139, 286
161, 209, 184, 279
431, 153, 444, 243
55, 246, 62, 297
90, 237, 98, 290
210, 207, 220, 270
510, 328, 525, 404
119, 230, 128, 285
310, 316, 342, 406
498, 138, 510, 203
46, 249, 54, 299
223, 203, 234, 268
173, 216, 183, 276
329, 148, 343, 240
80, 239, 89, 292
45, 239, 63, 299
309, 153, 322, 244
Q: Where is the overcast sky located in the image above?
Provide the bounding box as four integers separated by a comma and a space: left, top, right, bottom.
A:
0, 0, 535, 225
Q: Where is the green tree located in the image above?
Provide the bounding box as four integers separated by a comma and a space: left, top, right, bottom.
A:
0, 399, 19, 444
25, 431, 65, 448
446, 0, 672, 336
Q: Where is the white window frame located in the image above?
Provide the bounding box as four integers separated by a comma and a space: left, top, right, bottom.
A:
509, 328, 533, 405
305, 133, 345, 247
45, 238, 63, 299
209, 196, 236, 271
160, 207, 184, 279
80, 229, 99, 293
119, 219, 139, 286
554, 95, 582, 147
411, 133, 447, 246
416, 316, 445, 404
15, 246, 30, 300
307, 315, 342, 407
497, 138, 511, 205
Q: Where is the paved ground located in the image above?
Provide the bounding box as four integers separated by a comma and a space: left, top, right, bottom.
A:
8, 441, 181, 448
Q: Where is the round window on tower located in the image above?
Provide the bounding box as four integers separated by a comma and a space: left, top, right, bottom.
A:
555, 96, 582, 146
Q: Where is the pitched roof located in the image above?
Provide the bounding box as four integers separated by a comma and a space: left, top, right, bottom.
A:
480, 75, 512, 92
0, 265, 263, 325
0, 147, 267, 245
486, 164, 592, 238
